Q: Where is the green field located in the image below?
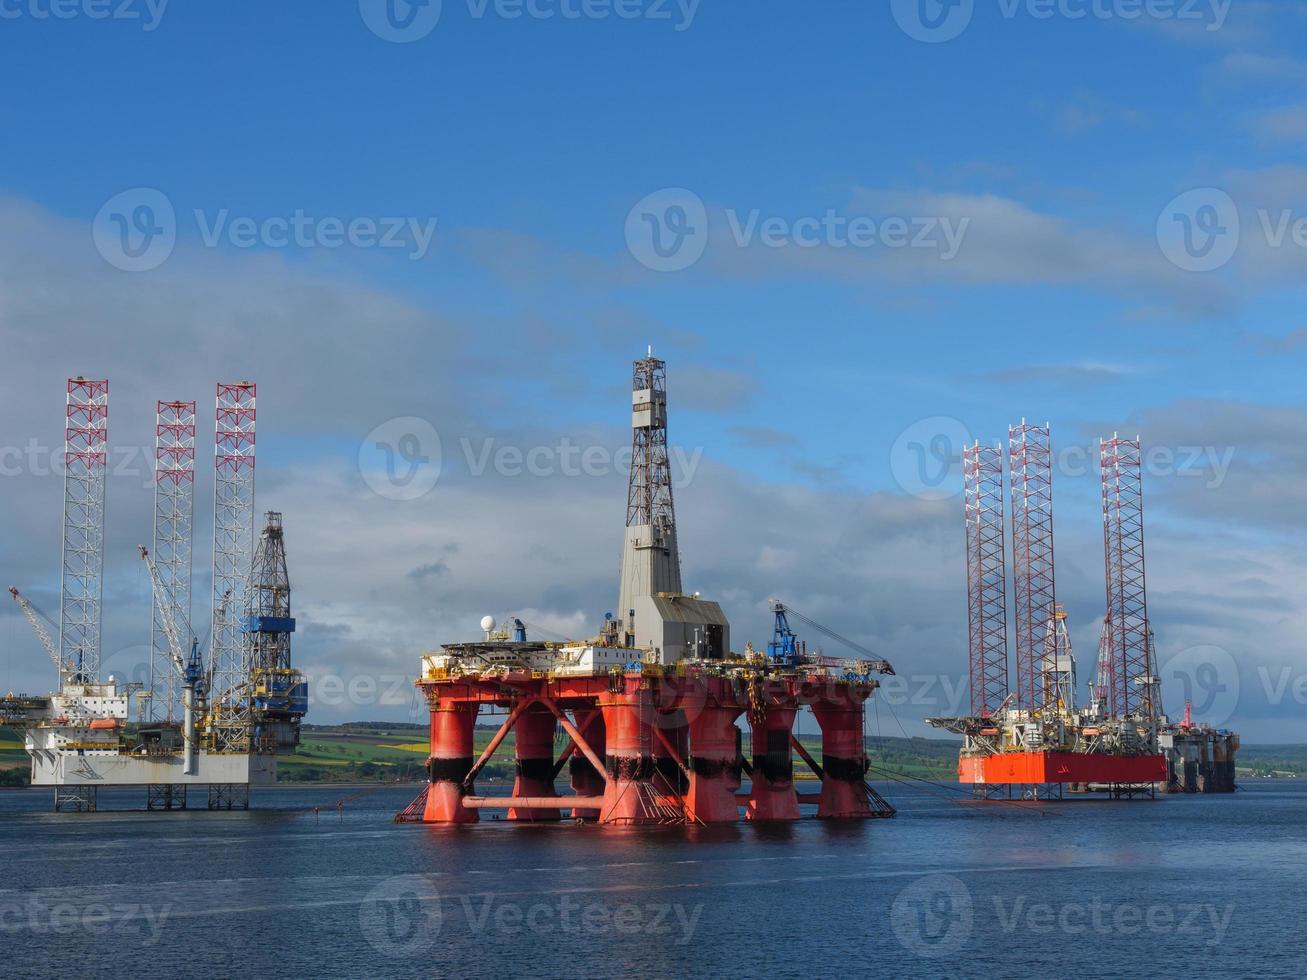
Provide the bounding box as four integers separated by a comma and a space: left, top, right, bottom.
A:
276, 723, 525, 783
3, 723, 1303, 786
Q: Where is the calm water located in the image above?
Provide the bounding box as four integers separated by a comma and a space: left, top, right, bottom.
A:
1, 779, 1303, 978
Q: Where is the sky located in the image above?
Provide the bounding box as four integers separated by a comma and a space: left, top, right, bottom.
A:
1, 0, 1305, 740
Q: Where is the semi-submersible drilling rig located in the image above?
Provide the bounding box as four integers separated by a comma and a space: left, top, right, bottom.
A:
398, 352, 897, 826
2, 380, 307, 811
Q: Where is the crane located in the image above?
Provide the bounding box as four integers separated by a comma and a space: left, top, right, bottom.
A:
138, 546, 206, 775
767, 602, 806, 667
8, 586, 73, 687
768, 600, 895, 676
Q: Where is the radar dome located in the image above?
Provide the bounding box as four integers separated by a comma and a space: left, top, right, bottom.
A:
480, 615, 496, 632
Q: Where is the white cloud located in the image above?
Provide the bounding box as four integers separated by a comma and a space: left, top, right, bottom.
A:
1, 198, 1303, 741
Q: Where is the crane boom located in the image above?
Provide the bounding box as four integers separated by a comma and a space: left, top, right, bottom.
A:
137, 547, 192, 682
8, 587, 69, 684
139, 545, 205, 776
771, 600, 896, 675
206, 588, 234, 700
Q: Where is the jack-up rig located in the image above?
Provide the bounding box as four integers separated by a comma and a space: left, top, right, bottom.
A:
397, 352, 897, 826
2, 379, 307, 812
928, 424, 1238, 799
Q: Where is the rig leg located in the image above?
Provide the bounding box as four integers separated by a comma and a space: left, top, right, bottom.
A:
147, 783, 188, 811
423, 701, 480, 824
652, 710, 690, 797
508, 703, 561, 821
746, 705, 800, 821
207, 783, 249, 810
54, 786, 97, 813
812, 694, 873, 818
598, 690, 661, 825
686, 703, 744, 823
568, 708, 606, 819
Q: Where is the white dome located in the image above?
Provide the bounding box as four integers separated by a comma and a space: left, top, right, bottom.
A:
480, 615, 496, 632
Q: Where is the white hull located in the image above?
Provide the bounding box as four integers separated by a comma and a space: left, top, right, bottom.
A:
29, 749, 277, 786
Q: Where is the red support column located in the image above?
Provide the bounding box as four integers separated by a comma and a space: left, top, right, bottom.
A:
423, 701, 479, 824
568, 708, 606, 819
598, 689, 661, 825
508, 703, 560, 821
686, 703, 744, 823
811, 692, 872, 818
746, 704, 800, 821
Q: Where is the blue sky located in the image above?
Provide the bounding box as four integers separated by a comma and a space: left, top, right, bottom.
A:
1, 1, 1305, 739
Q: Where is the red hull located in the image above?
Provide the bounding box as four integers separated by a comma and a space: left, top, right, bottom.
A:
960, 751, 1166, 785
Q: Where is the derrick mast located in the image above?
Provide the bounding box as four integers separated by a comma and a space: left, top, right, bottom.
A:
209, 382, 257, 752
59, 377, 109, 685
962, 443, 1009, 717
245, 512, 306, 752
1008, 421, 1056, 714
1041, 605, 1076, 711
1101, 435, 1156, 720
148, 400, 196, 722
617, 350, 681, 646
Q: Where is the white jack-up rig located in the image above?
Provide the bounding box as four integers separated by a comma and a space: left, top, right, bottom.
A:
2, 379, 306, 812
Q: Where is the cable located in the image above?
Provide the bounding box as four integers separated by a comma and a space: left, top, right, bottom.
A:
867, 762, 1062, 816
871, 688, 1060, 815
783, 605, 883, 661
521, 620, 572, 643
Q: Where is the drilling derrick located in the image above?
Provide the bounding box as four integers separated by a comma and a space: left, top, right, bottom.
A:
209, 382, 257, 753
1101, 435, 1156, 721
59, 378, 109, 684
244, 512, 307, 753
1041, 605, 1076, 712
1008, 421, 1056, 715
962, 443, 1009, 718
148, 400, 196, 723
616, 349, 682, 648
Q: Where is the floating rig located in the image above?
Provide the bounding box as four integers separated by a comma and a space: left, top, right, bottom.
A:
397, 352, 896, 826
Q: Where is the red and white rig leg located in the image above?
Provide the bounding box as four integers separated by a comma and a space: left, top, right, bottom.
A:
812, 692, 873, 819
508, 703, 561, 821
746, 705, 801, 821
686, 703, 744, 823
423, 701, 480, 824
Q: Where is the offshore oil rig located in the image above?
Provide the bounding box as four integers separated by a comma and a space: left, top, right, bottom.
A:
398, 351, 897, 826
1, 380, 306, 811
928, 424, 1238, 799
